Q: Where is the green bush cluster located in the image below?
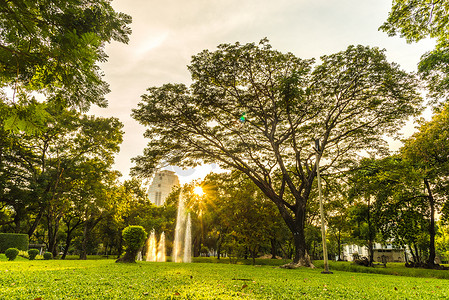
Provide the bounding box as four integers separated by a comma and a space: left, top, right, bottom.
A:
43, 252, 53, 260
28, 249, 39, 260
122, 226, 147, 251
5, 248, 19, 261
0, 233, 29, 252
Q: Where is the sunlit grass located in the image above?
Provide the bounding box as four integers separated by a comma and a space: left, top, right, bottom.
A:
1, 258, 449, 299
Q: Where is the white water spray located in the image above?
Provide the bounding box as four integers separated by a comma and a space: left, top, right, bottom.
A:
172, 192, 192, 263
145, 230, 166, 262
157, 232, 166, 262
183, 213, 192, 263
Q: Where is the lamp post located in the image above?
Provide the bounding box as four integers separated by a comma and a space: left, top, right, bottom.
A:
315, 139, 333, 274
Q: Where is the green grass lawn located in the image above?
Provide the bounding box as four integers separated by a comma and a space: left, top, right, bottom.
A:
1, 257, 449, 299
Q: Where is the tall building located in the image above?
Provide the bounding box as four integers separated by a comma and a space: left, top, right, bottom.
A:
147, 170, 179, 206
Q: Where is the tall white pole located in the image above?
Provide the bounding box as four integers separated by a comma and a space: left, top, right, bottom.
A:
315, 139, 332, 274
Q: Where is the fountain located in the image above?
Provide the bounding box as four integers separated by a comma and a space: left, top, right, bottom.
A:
183, 213, 192, 263
156, 232, 166, 262
172, 192, 192, 263
145, 230, 166, 262
145, 230, 157, 262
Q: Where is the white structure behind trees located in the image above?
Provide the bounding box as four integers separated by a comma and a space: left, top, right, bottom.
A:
341, 243, 407, 263
147, 170, 179, 206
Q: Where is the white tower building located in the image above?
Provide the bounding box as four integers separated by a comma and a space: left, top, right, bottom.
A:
148, 170, 179, 206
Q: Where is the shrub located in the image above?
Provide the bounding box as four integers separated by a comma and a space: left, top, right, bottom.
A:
122, 226, 147, 252
0, 233, 29, 252
115, 225, 147, 263
18, 250, 29, 259
28, 249, 39, 260
43, 252, 53, 260
5, 248, 19, 261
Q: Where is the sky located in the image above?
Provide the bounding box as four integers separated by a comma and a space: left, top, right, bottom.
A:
90, 0, 435, 184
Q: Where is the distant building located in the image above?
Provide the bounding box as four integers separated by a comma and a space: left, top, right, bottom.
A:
341, 243, 407, 262
147, 170, 179, 206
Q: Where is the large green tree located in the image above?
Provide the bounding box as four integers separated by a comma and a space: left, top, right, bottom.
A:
132, 40, 422, 266
0, 0, 131, 132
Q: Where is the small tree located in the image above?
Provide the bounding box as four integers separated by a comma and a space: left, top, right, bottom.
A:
116, 226, 147, 263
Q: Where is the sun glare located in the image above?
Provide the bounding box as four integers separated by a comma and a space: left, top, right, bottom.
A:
193, 186, 204, 196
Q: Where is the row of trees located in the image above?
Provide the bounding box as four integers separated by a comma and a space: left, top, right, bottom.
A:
0, 1, 137, 258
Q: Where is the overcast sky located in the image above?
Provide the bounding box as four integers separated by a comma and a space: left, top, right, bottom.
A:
90, 0, 435, 184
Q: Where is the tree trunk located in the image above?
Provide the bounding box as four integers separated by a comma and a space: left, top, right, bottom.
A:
424, 178, 436, 266
79, 216, 103, 260
270, 238, 277, 259
13, 213, 21, 233
277, 205, 314, 267
216, 233, 222, 259
79, 222, 89, 260
414, 243, 421, 263
337, 231, 342, 261
368, 240, 374, 266
250, 246, 257, 265
115, 249, 139, 263
61, 219, 82, 260
292, 225, 313, 267
28, 207, 44, 237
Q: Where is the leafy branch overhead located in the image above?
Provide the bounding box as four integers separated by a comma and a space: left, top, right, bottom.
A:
381, 0, 449, 105
0, 0, 132, 132
132, 40, 422, 265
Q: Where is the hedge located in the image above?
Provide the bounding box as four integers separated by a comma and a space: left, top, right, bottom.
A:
0, 233, 29, 252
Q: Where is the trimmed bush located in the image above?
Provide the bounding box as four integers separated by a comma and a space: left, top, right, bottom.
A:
115, 225, 147, 263
122, 226, 147, 251
5, 248, 19, 261
43, 252, 53, 260
0, 233, 29, 252
28, 249, 39, 260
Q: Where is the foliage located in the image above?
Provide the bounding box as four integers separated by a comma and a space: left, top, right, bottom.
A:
436, 222, 449, 263
400, 105, 449, 265
0, 105, 124, 259
4, 248, 19, 261
121, 226, 147, 252
1, 260, 449, 298
0, 0, 132, 132
0, 233, 29, 252
195, 171, 290, 262
43, 252, 53, 260
132, 40, 422, 265
345, 103, 449, 266
116, 225, 147, 263
380, 0, 449, 44
28, 249, 39, 260
381, 0, 449, 105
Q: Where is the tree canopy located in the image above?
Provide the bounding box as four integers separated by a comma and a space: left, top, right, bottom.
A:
0, 0, 131, 132
381, 0, 449, 105
132, 40, 422, 266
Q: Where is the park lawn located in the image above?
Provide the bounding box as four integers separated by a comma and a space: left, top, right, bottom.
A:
1, 259, 449, 299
